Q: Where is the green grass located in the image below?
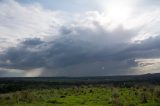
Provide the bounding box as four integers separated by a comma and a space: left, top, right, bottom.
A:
0, 86, 160, 106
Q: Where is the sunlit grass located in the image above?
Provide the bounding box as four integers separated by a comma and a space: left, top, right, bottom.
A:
0, 86, 160, 106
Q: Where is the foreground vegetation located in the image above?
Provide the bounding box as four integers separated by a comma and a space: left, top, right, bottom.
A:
0, 74, 160, 106
0, 85, 160, 106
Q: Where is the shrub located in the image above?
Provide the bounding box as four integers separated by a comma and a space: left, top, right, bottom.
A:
140, 92, 148, 103
18, 91, 36, 103
47, 99, 63, 104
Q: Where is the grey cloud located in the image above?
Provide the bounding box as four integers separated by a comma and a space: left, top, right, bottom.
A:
0, 20, 160, 76
0, 24, 139, 76
22, 38, 44, 47
0, 68, 24, 77
120, 36, 160, 60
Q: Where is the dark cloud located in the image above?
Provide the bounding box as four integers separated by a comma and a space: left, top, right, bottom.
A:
0, 24, 160, 76
119, 36, 160, 60
22, 38, 44, 47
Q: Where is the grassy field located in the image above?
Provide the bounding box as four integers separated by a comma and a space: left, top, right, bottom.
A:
0, 85, 160, 106
0, 74, 160, 106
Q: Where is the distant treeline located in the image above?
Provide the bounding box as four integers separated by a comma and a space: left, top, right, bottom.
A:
0, 73, 160, 93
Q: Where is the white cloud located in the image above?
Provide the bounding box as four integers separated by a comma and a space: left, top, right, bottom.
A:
0, 0, 64, 51
134, 58, 160, 74
0, 0, 160, 51
97, 0, 160, 42
25, 68, 44, 77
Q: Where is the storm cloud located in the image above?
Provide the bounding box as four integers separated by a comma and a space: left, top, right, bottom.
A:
0, 23, 159, 76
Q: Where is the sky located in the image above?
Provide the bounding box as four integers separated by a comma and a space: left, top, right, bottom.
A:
0, 0, 160, 77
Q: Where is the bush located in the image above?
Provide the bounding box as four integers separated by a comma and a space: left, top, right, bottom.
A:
16, 91, 36, 103
140, 92, 148, 103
